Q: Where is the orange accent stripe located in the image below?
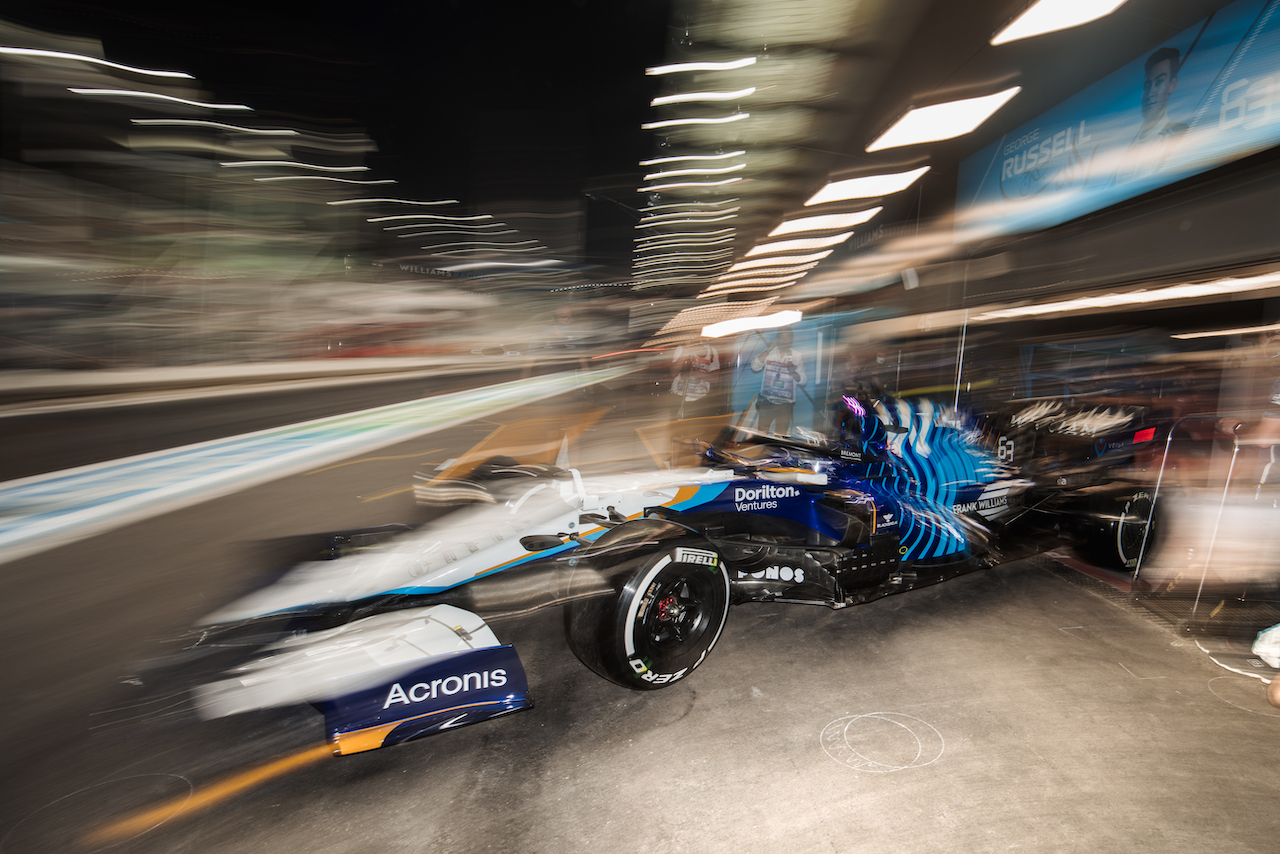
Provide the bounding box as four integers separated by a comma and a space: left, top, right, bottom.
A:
82, 743, 334, 845
332, 721, 402, 754
332, 700, 516, 755
668, 485, 702, 505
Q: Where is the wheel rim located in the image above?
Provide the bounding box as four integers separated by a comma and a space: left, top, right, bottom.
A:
640, 572, 714, 655
1118, 497, 1153, 563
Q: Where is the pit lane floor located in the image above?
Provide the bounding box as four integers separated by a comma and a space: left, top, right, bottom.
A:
3, 383, 1278, 853
6, 556, 1279, 854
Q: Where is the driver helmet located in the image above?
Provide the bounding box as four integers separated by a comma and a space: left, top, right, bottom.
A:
838, 392, 889, 452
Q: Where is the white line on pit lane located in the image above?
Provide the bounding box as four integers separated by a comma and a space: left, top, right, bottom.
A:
0, 366, 631, 566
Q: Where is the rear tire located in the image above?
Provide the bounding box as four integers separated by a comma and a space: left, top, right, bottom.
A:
564, 543, 730, 690
1081, 490, 1157, 571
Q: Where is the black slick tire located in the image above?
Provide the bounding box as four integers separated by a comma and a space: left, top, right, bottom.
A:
564, 542, 730, 690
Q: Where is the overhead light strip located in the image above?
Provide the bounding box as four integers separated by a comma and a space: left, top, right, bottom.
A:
717, 262, 819, 281
703, 309, 802, 338
977, 273, 1280, 320
726, 250, 833, 273
698, 282, 800, 298
746, 232, 854, 257
769, 207, 882, 237
991, 0, 1129, 46
805, 167, 930, 206
1172, 322, 1280, 340
866, 87, 1020, 152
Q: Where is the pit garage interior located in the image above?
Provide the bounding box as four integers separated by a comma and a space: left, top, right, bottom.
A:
4, 1, 1280, 852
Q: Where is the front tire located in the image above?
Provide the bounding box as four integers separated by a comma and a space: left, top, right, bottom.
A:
564, 543, 731, 690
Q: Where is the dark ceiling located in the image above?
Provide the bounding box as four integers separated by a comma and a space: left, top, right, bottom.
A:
0, 0, 1265, 307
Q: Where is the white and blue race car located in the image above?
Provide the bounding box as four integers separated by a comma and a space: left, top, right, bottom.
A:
186, 395, 1158, 754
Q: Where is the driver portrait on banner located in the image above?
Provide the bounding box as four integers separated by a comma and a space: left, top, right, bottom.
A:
1115, 46, 1190, 184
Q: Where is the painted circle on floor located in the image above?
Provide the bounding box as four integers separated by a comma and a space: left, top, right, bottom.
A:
821, 712, 945, 772
1207, 676, 1280, 716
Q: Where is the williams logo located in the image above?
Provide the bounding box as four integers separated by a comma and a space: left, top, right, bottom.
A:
734, 484, 801, 511
953, 488, 1011, 519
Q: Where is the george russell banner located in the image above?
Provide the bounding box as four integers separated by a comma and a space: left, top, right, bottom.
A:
956, 0, 1280, 240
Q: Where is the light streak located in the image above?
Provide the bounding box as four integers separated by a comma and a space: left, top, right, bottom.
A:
131, 119, 296, 134
652, 88, 755, 106
220, 160, 367, 171
640, 151, 745, 166
69, 89, 250, 110
2, 46, 192, 78
642, 113, 749, 129
647, 57, 757, 75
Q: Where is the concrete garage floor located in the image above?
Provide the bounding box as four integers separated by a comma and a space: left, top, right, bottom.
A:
5, 555, 1279, 854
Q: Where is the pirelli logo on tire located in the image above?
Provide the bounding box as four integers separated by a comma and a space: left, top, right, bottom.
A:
675, 547, 719, 568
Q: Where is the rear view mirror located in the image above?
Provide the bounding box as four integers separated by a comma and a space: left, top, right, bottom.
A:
520, 535, 564, 552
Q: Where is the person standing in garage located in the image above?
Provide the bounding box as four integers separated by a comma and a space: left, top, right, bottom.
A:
670, 340, 721, 420
751, 327, 806, 435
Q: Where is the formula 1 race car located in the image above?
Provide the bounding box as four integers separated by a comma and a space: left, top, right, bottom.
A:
185, 395, 1160, 754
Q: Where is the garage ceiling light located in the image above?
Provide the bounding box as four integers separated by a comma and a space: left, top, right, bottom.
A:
746, 231, 853, 257
805, 167, 930, 206
726, 251, 833, 273
769, 207, 882, 237
977, 272, 1280, 320
718, 262, 819, 280
703, 309, 803, 338
991, 0, 1129, 46
866, 87, 1020, 152
1172, 322, 1280, 340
